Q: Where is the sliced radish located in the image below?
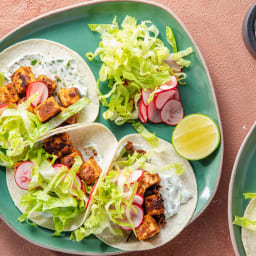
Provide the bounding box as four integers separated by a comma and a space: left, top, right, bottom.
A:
130, 170, 143, 184
53, 164, 70, 172
133, 194, 144, 206
0, 104, 9, 115
174, 88, 180, 101
160, 99, 184, 126
14, 161, 34, 190
26, 81, 49, 107
158, 76, 177, 92
147, 100, 162, 123
138, 101, 147, 123
141, 89, 152, 105
165, 57, 182, 72
86, 181, 98, 208
120, 203, 144, 230
154, 89, 177, 110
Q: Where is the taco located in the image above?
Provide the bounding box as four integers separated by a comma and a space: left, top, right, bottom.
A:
0, 39, 99, 166
6, 123, 117, 234
73, 134, 198, 251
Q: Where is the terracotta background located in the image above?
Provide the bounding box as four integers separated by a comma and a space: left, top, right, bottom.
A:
0, 0, 255, 255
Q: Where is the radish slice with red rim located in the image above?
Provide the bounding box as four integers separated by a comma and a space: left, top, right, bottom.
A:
120, 203, 144, 230
160, 99, 184, 125
141, 89, 152, 105
133, 194, 144, 206
14, 161, 34, 190
147, 100, 162, 123
86, 181, 98, 208
158, 76, 177, 92
131, 170, 143, 184
138, 101, 147, 123
26, 81, 49, 107
154, 89, 177, 110
174, 88, 181, 101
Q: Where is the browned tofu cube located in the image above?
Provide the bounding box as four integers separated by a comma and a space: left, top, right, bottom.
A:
43, 133, 74, 158
18, 97, 34, 113
37, 75, 57, 96
137, 171, 161, 196
78, 158, 102, 185
11, 66, 36, 95
60, 150, 84, 168
0, 83, 20, 105
34, 97, 61, 122
144, 193, 165, 216
135, 214, 160, 240
58, 87, 81, 107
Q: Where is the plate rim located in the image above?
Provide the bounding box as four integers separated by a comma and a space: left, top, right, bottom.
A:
0, 0, 224, 254
228, 121, 256, 256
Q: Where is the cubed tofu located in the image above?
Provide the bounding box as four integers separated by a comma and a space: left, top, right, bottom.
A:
60, 107, 78, 125
78, 158, 102, 185
135, 214, 160, 240
11, 66, 36, 95
60, 150, 84, 168
144, 193, 165, 216
18, 97, 34, 113
43, 133, 74, 158
34, 97, 61, 122
58, 87, 81, 107
137, 171, 161, 196
0, 83, 20, 105
37, 75, 57, 96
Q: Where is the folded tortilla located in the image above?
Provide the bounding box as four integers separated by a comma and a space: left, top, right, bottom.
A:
0, 39, 99, 133
95, 134, 198, 251
6, 123, 117, 231
241, 198, 256, 255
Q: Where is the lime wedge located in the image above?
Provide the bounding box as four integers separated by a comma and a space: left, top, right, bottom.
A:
172, 114, 220, 160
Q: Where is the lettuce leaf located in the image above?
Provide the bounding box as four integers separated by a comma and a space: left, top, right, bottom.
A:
18, 156, 85, 235
166, 26, 177, 53
132, 122, 159, 147
233, 216, 256, 230
87, 16, 192, 125
244, 193, 256, 199
0, 72, 5, 87
0, 97, 89, 167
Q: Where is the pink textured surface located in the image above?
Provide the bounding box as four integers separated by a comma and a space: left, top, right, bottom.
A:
0, 0, 255, 255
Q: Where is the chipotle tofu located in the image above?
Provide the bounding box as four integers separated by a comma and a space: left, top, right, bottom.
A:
37, 75, 57, 96
0, 83, 20, 105
11, 66, 36, 94
34, 97, 61, 123
44, 132, 102, 193
58, 88, 81, 107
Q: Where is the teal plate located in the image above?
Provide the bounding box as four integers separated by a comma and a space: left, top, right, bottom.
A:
228, 121, 256, 256
0, 0, 223, 254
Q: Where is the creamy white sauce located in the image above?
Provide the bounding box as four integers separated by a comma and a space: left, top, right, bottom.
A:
159, 172, 192, 219
5, 54, 87, 97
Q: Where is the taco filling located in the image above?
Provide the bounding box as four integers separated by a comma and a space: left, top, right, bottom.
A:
8, 131, 105, 235
72, 140, 194, 243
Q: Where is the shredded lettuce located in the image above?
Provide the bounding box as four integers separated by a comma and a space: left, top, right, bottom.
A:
0, 97, 89, 167
233, 216, 256, 231
0, 72, 5, 87
166, 26, 177, 53
18, 156, 85, 235
86, 16, 192, 125
132, 122, 158, 147
243, 193, 256, 199
160, 162, 185, 175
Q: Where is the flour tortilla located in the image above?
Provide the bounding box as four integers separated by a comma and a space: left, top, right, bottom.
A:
0, 39, 99, 133
96, 134, 198, 251
241, 198, 256, 255
6, 123, 117, 231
